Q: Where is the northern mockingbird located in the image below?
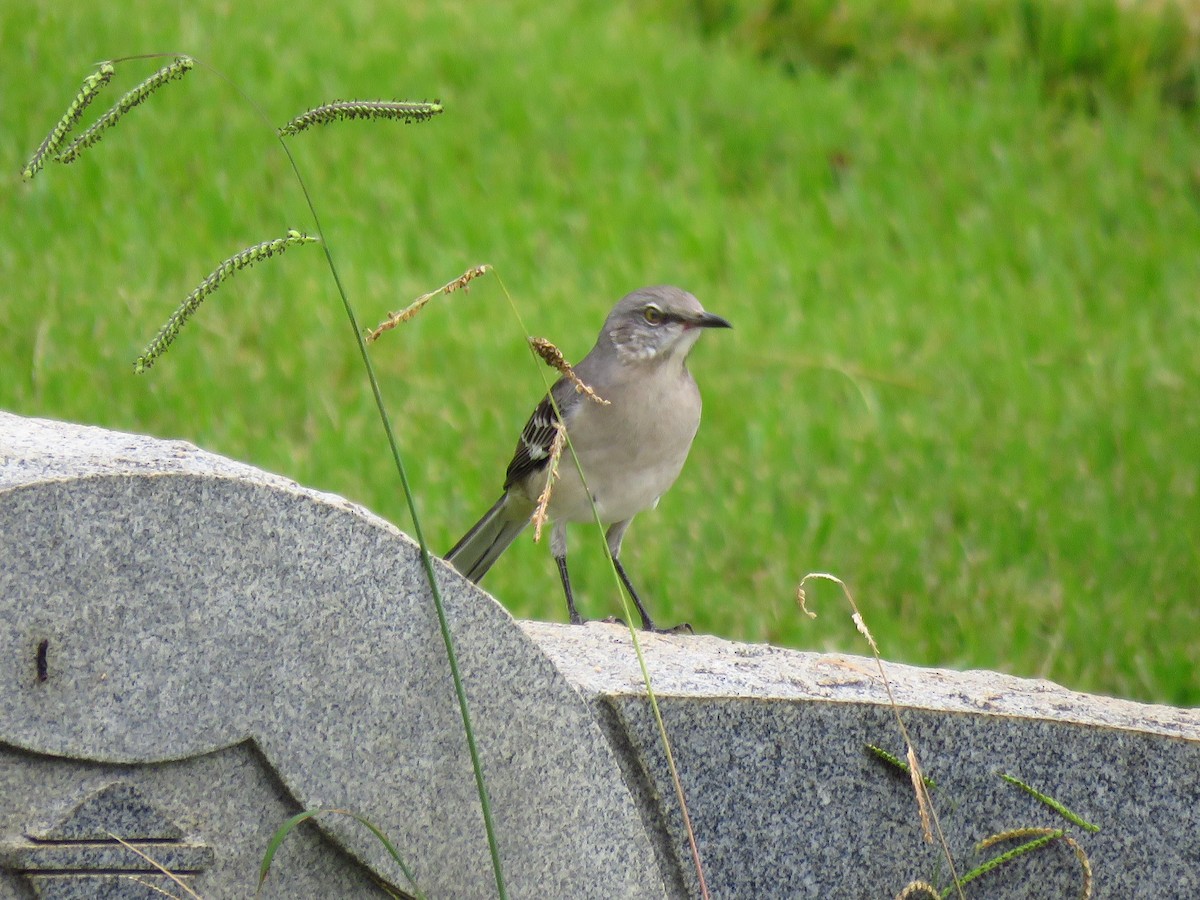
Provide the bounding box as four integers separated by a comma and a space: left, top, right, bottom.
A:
445, 285, 730, 631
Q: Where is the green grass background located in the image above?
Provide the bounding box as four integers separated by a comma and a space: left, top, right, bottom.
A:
2, 1, 1197, 705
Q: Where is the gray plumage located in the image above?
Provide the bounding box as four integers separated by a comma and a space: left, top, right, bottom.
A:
445, 285, 730, 630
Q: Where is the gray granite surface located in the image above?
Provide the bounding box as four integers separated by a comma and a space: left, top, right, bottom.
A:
0, 412, 663, 899
521, 623, 1200, 898
3, 410, 1198, 899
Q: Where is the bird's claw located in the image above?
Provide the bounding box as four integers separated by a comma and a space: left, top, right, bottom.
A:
654, 621, 694, 635
598, 615, 692, 635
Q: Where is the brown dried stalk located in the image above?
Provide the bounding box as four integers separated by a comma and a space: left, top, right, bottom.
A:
529, 337, 609, 405
798, 572, 961, 895
366, 264, 490, 343
531, 421, 567, 542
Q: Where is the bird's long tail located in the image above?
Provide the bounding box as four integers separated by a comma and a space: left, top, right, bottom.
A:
445, 494, 530, 583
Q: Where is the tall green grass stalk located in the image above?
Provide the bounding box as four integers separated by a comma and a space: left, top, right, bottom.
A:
268, 68, 509, 900
22, 53, 505, 899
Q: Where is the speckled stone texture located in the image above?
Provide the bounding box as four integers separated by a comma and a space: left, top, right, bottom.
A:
6, 410, 1198, 900
0, 412, 664, 899
521, 622, 1200, 898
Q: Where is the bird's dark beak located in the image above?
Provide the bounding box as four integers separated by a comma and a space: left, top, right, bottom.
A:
695, 311, 732, 329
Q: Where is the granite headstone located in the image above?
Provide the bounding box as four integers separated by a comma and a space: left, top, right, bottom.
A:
3, 411, 1197, 899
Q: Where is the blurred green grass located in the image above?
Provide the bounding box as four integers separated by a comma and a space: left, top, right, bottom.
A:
669, 0, 1200, 110
2, 1, 1197, 705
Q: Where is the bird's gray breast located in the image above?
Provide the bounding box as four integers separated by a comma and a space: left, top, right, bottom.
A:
552, 364, 702, 523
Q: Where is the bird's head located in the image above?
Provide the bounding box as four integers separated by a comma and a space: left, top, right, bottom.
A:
604, 286, 731, 364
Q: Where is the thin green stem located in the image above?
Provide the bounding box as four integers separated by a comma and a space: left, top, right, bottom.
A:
272, 113, 509, 900
150, 53, 506, 897
865, 743, 938, 789
493, 273, 709, 899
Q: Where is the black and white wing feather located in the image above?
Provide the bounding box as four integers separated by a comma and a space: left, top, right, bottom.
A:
446, 377, 578, 582
504, 378, 574, 489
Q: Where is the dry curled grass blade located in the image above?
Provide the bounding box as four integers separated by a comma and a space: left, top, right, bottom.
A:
974, 828, 1092, 897
1064, 834, 1093, 899
367, 264, 490, 342
280, 99, 443, 136
895, 882, 941, 900
529, 337, 610, 405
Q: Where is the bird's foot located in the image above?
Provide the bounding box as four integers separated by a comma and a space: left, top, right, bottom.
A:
599, 615, 693, 635
652, 621, 694, 635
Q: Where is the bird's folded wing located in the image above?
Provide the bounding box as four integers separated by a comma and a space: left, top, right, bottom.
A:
504, 391, 562, 488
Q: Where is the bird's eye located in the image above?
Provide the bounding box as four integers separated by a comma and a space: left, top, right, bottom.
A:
642, 305, 664, 325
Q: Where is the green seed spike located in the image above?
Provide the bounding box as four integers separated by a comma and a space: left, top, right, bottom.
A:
960, 830, 1063, 889
134, 230, 318, 374
56, 56, 195, 165
22, 62, 116, 180
866, 743, 907, 771
279, 99, 443, 136
999, 773, 1101, 832
865, 744, 938, 789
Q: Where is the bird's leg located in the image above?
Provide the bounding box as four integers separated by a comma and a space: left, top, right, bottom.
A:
552, 522, 584, 625
556, 554, 584, 625
606, 520, 693, 634
612, 556, 658, 631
